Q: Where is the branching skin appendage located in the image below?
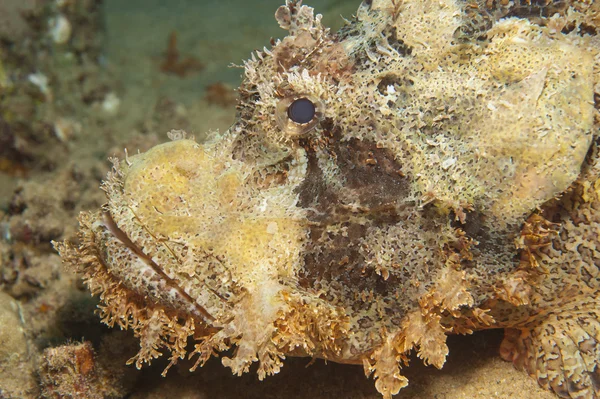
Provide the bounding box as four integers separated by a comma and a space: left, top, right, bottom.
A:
55, 1, 600, 398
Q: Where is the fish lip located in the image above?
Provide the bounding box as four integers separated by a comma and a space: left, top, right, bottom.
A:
100, 210, 217, 324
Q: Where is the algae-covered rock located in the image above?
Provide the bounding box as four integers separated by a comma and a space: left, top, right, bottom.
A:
39, 336, 138, 399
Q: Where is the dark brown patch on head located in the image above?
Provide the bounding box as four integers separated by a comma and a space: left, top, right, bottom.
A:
376, 75, 414, 95
452, 209, 487, 239
330, 127, 410, 209
383, 27, 413, 56
296, 141, 340, 222
298, 221, 404, 312
451, 208, 518, 257
503, 0, 568, 20
590, 365, 600, 392
294, 121, 428, 329
481, 0, 569, 27
298, 221, 367, 293
453, 4, 494, 44
295, 120, 410, 220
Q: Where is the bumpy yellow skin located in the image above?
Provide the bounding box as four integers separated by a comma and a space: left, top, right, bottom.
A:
57, 1, 600, 398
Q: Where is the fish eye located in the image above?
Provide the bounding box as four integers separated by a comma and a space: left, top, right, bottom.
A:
287, 98, 316, 124
276, 94, 323, 136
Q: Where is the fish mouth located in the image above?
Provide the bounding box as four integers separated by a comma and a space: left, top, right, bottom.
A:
100, 210, 218, 324
92, 136, 318, 334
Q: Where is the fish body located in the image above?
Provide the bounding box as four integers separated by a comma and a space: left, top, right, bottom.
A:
57, 1, 600, 398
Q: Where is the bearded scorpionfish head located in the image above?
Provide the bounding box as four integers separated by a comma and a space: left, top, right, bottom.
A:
57, 1, 598, 398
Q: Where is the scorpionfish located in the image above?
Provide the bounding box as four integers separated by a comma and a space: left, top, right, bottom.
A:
57, 1, 600, 398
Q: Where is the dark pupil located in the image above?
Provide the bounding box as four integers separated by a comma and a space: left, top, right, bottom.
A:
287, 98, 316, 124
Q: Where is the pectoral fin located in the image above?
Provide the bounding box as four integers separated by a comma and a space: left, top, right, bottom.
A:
500, 303, 600, 399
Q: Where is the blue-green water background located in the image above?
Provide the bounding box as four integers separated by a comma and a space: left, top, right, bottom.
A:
104, 0, 357, 111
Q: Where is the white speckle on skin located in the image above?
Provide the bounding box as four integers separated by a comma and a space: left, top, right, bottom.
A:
259, 198, 268, 212
441, 157, 457, 170
266, 222, 279, 234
